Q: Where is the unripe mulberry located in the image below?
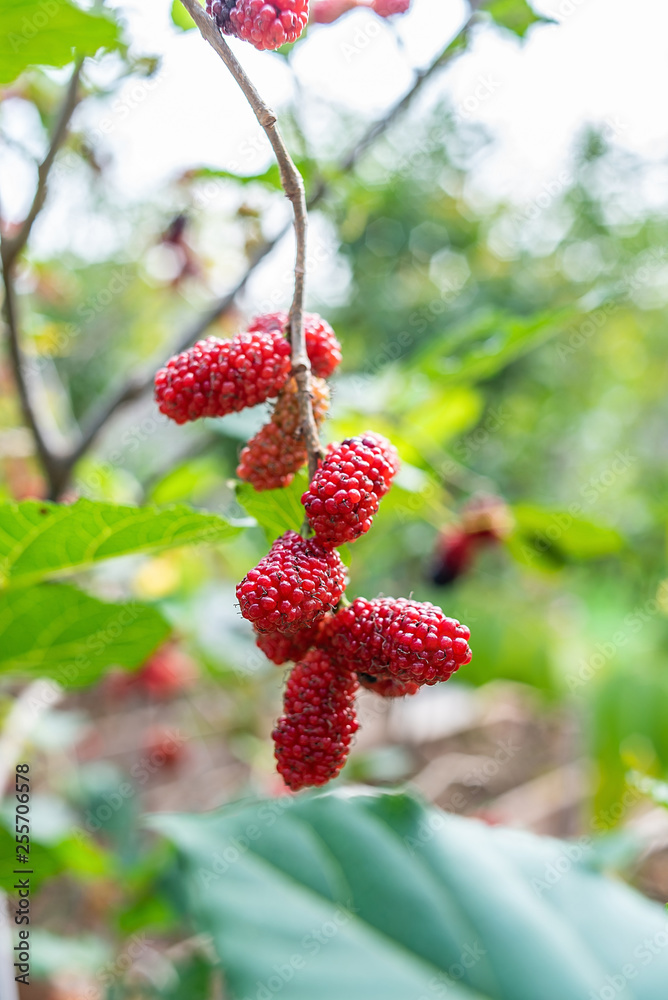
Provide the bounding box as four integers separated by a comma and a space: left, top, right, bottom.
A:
237, 530, 346, 633
237, 377, 330, 491
154, 330, 290, 424
249, 311, 342, 378
273, 649, 358, 790
301, 432, 399, 548
321, 597, 471, 686
210, 0, 310, 50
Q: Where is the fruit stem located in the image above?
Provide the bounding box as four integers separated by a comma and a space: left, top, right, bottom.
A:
178, 0, 322, 481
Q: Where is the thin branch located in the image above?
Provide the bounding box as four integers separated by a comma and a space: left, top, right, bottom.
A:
0, 265, 69, 494
1, 61, 83, 267
178, 0, 320, 477
61, 6, 481, 490
0, 61, 84, 499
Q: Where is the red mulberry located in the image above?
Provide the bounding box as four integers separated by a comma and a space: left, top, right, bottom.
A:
249, 312, 342, 379
273, 649, 358, 790
154, 329, 290, 425
320, 597, 471, 686
237, 530, 346, 633
237, 377, 330, 491
211, 0, 310, 50
301, 432, 399, 548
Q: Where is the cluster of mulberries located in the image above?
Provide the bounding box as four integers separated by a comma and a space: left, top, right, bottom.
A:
206, 0, 309, 50
155, 304, 471, 793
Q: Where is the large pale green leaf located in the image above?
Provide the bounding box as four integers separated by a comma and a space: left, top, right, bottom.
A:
0, 499, 240, 588
0, 0, 121, 84
0, 584, 169, 685
150, 789, 668, 1000
236, 471, 307, 544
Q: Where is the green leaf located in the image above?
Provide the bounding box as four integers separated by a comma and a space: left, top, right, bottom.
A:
509, 504, 624, 566
412, 308, 574, 385
236, 471, 307, 544
0, 584, 169, 686
0, 0, 122, 85
171, 0, 197, 31
150, 789, 668, 1000
483, 0, 553, 38
0, 499, 240, 588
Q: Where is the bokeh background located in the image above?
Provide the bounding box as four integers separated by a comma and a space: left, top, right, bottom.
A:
2, 0, 668, 996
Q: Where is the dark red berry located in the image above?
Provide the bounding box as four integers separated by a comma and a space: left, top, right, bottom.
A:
206, 0, 238, 32
237, 376, 329, 491
249, 311, 342, 378
273, 648, 358, 790
432, 530, 474, 586
154, 330, 291, 424
227, 0, 309, 50
320, 597, 471, 686
432, 496, 512, 586
301, 432, 399, 548
237, 530, 346, 634
255, 621, 323, 665
357, 671, 420, 698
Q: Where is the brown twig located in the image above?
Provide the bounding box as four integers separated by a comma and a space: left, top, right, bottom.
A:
4, 9, 480, 497
0, 61, 84, 500
1, 62, 83, 268
177, 0, 321, 478
72, 4, 480, 467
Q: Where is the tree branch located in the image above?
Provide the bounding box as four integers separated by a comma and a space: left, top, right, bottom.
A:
0, 61, 84, 499
177, 0, 321, 478
54, 6, 482, 492
1, 61, 83, 267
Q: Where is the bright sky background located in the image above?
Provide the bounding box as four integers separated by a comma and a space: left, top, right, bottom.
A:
1, 0, 668, 255
95, 0, 668, 200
